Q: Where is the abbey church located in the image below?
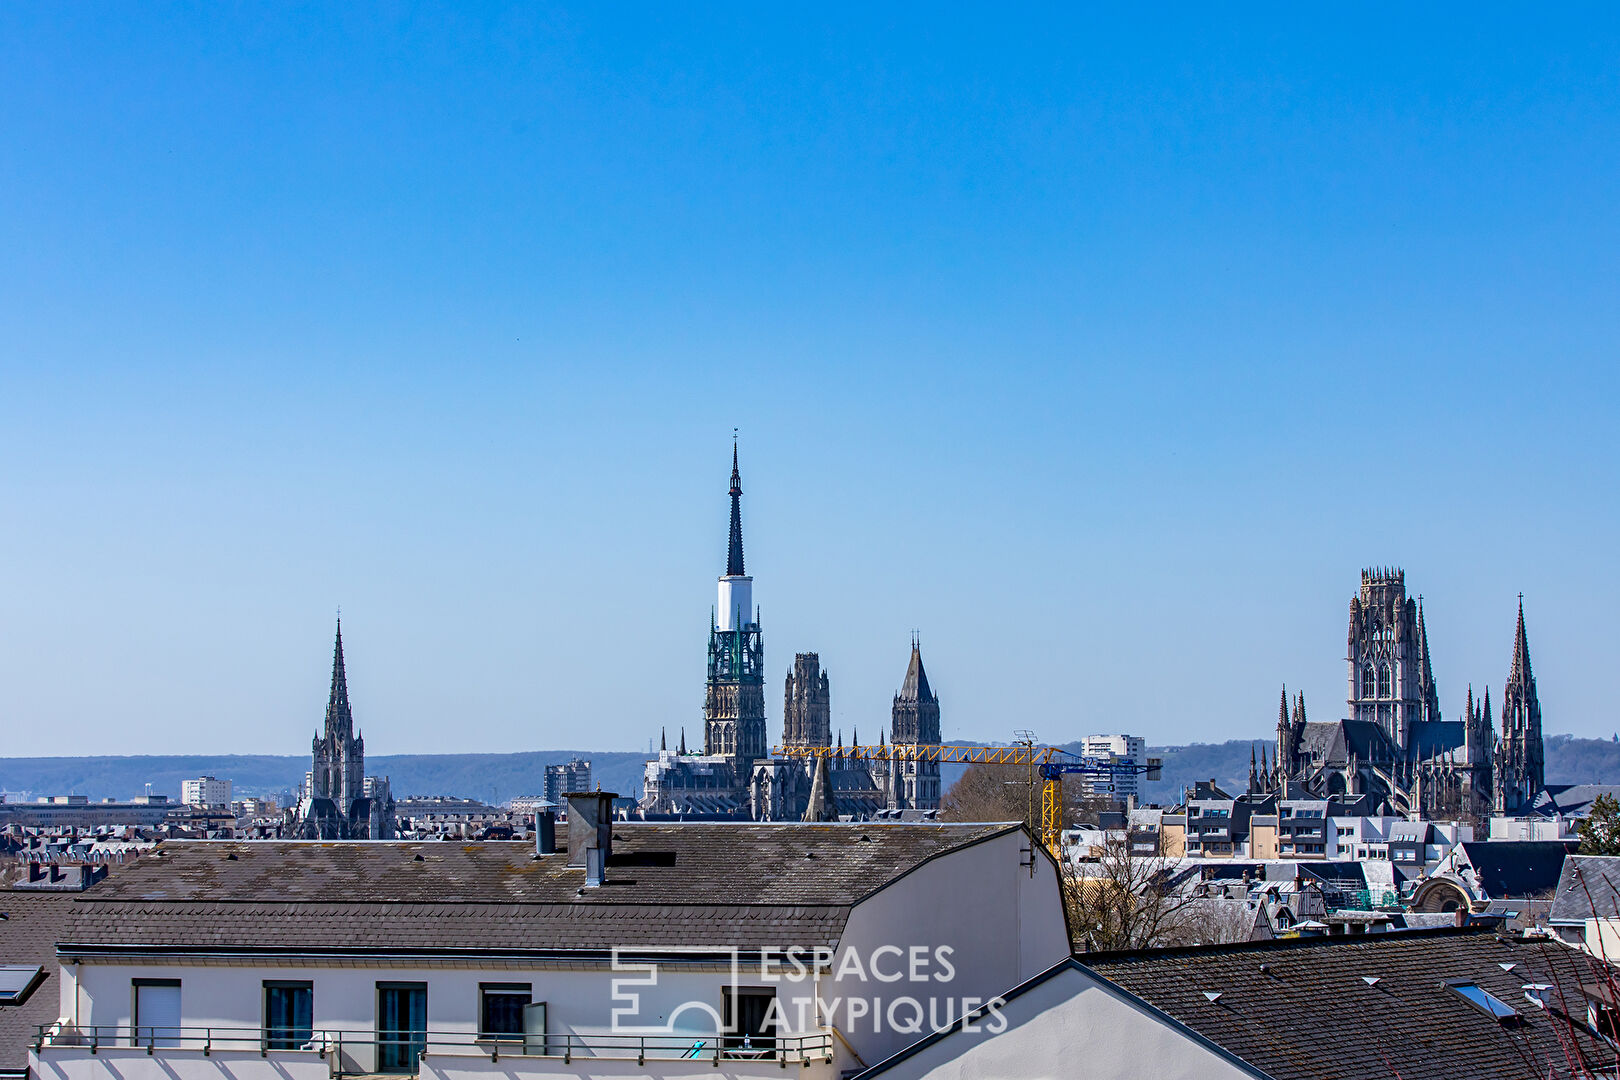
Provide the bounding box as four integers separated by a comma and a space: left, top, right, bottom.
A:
1257, 568, 1544, 818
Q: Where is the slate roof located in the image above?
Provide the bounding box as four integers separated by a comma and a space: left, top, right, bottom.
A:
1296, 720, 1396, 768
0, 889, 81, 1073
1550, 854, 1620, 924
1458, 841, 1574, 899
61, 823, 1017, 956
1083, 928, 1618, 1080
1535, 785, 1620, 818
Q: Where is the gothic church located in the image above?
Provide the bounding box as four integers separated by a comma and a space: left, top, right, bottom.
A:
1259, 568, 1544, 817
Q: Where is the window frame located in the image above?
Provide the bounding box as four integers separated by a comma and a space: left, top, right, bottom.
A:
262, 980, 314, 1051
477, 983, 533, 1041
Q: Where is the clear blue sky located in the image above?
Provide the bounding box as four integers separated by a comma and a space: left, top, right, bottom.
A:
2, 6, 1617, 757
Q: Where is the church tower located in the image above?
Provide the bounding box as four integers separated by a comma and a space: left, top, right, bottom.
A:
1494, 598, 1545, 813
311, 618, 365, 810
783, 653, 832, 749
704, 443, 767, 768
889, 638, 942, 809
1345, 568, 1437, 749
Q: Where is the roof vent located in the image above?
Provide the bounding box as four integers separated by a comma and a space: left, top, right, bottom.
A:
1362, 976, 1381, 987
1257, 963, 1270, 975
226, 853, 238, 861
1498, 962, 1518, 972
1202, 991, 1222, 1004
857, 834, 871, 843
413, 854, 425, 862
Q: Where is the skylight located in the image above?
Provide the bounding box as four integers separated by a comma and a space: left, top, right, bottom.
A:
1446, 981, 1519, 1022
0, 965, 44, 1006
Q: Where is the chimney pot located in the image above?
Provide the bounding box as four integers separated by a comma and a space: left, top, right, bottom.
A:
535, 809, 557, 856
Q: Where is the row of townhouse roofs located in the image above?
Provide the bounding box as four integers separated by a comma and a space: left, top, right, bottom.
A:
0, 794, 537, 843
5, 791, 1620, 1080
1131, 780, 1620, 861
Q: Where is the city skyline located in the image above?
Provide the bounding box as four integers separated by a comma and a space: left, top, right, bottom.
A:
2, 7, 1616, 755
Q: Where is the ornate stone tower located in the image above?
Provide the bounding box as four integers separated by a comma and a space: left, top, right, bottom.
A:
311, 619, 365, 812
1346, 568, 1439, 748
783, 653, 832, 749
889, 638, 942, 809
704, 443, 767, 768
1494, 598, 1545, 814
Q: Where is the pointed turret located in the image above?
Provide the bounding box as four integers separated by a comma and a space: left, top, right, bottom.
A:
899, 640, 934, 703
726, 441, 745, 578
803, 755, 838, 822
1415, 597, 1439, 721
679, 727, 688, 755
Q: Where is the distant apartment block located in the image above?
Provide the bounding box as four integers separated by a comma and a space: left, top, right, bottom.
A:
1079, 734, 1147, 802
180, 776, 232, 808
543, 758, 592, 803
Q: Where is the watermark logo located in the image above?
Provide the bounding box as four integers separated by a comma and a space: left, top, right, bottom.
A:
609, 945, 1007, 1037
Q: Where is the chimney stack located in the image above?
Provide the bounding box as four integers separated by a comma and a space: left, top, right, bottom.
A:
566, 791, 616, 888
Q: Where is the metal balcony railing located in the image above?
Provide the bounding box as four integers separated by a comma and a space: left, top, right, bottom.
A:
33, 1023, 836, 1073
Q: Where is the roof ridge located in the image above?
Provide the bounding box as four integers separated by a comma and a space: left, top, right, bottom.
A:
1078, 924, 1497, 965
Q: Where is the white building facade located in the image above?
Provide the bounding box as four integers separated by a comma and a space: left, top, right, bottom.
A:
179, 777, 232, 809
32, 809, 1068, 1080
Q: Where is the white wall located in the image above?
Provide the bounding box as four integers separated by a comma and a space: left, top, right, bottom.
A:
830, 829, 1070, 1070
858, 965, 1259, 1080
62, 961, 826, 1074
50, 830, 1066, 1080
33, 1047, 331, 1080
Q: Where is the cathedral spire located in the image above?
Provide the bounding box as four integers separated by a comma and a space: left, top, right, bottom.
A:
1511, 594, 1534, 686
726, 440, 745, 578
324, 617, 354, 741
899, 640, 934, 703
329, 618, 349, 711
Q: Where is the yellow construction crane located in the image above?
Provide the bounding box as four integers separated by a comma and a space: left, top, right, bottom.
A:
771, 741, 1162, 858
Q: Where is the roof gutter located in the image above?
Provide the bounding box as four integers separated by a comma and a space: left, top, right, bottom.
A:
57, 943, 834, 966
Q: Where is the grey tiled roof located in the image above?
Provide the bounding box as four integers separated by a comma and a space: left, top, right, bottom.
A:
0, 889, 82, 1072
1535, 785, 1620, 818
63, 823, 1017, 955
1551, 854, 1620, 923
1458, 841, 1573, 899
1084, 928, 1614, 1080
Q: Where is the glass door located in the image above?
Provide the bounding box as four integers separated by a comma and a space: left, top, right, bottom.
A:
264, 981, 313, 1049
376, 983, 427, 1073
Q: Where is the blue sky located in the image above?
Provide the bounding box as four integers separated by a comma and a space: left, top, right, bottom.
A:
1, 6, 1617, 757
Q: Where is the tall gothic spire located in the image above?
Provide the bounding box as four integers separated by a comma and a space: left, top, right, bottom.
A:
1510, 595, 1534, 686
325, 618, 353, 739
726, 441, 745, 577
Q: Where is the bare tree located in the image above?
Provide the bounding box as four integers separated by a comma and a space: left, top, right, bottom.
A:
1063, 832, 1208, 951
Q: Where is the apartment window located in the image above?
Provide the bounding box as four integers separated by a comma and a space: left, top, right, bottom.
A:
264, 982, 313, 1050
479, 984, 531, 1039
133, 979, 181, 1049
722, 987, 777, 1052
